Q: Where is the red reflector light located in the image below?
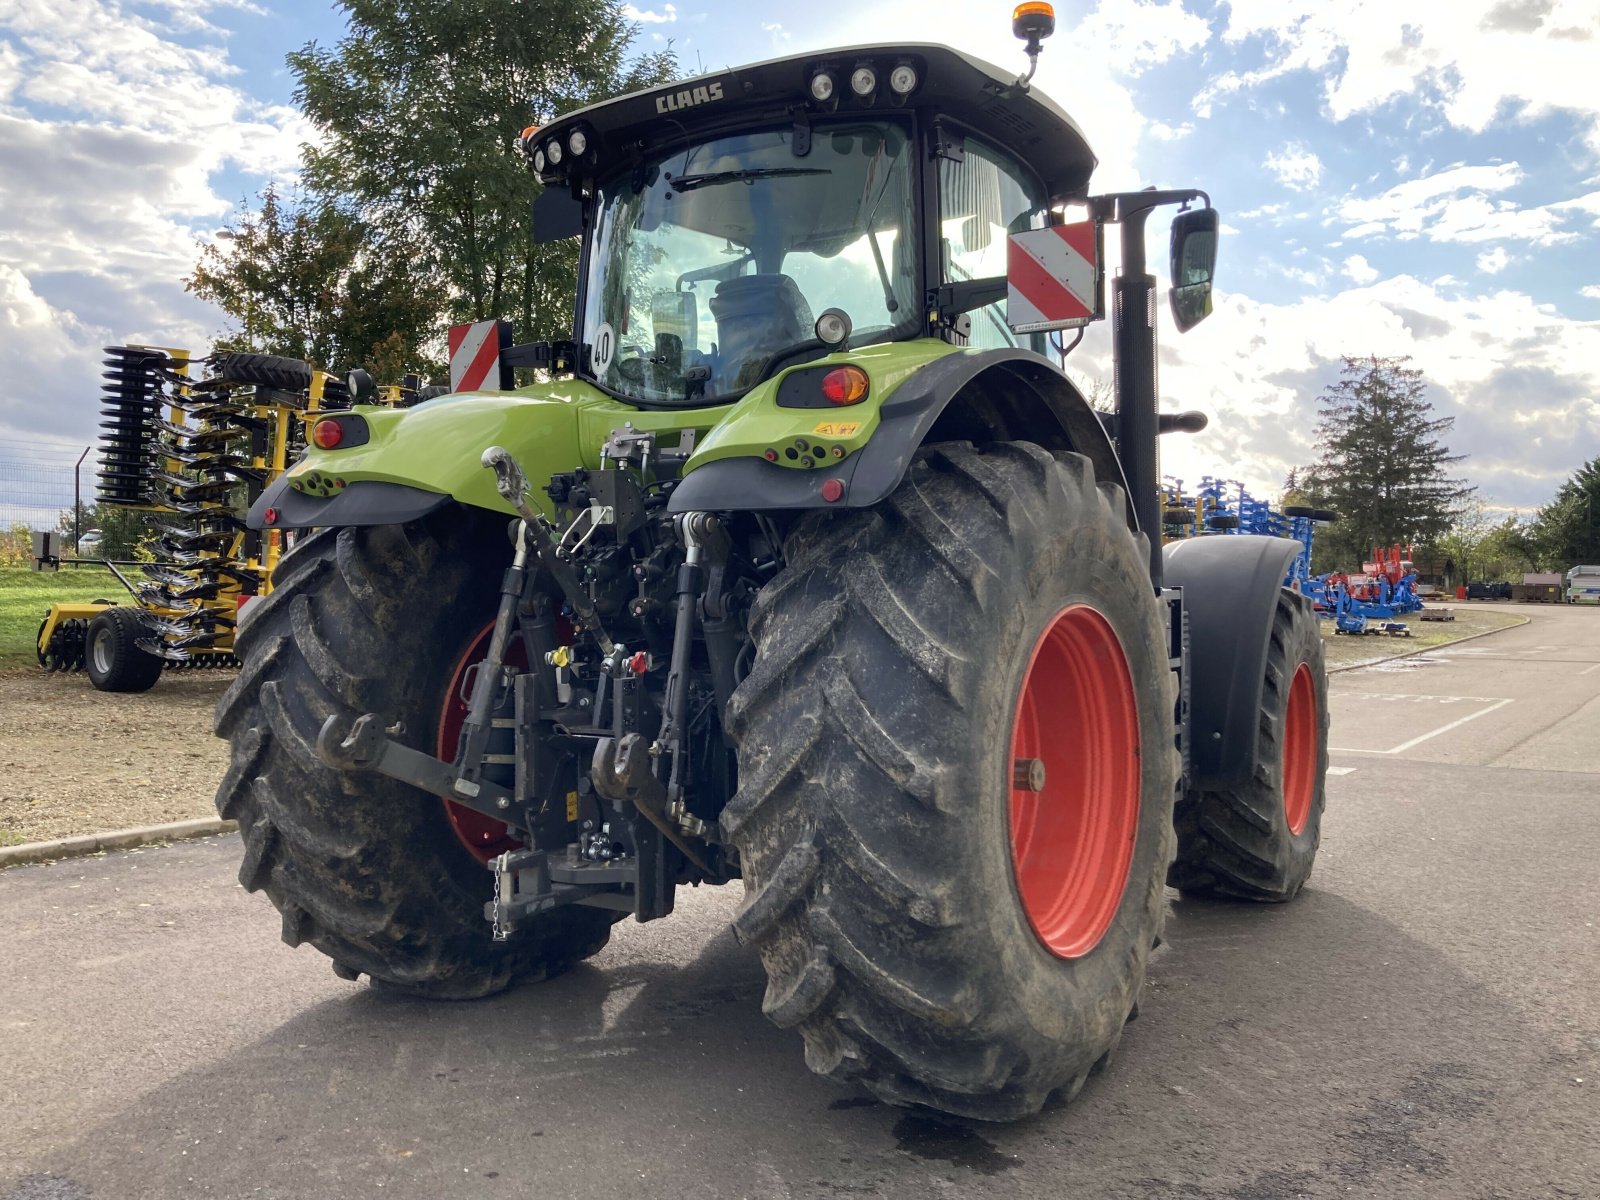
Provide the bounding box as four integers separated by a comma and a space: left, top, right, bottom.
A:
821, 478, 845, 503
312, 418, 343, 449
820, 366, 869, 406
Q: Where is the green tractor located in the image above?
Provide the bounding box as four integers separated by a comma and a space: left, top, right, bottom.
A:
218, 12, 1329, 1120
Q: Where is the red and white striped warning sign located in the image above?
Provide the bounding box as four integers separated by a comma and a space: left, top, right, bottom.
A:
447, 319, 512, 393
1006, 221, 1101, 333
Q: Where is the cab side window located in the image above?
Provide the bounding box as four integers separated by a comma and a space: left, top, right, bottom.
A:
939, 134, 1049, 351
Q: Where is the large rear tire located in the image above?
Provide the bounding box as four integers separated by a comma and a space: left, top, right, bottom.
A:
213, 515, 615, 998
724, 442, 1178, 1120
1168, 590, 1329, 901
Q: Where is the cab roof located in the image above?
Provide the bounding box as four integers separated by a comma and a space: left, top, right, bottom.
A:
534, 43, 1098, 201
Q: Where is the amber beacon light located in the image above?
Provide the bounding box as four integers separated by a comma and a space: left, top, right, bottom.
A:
1013, 2, 1056, 43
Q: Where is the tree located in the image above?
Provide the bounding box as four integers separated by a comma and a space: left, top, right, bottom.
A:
1527, 456, 1600, 569
1434, 500, 1535, 587
1298, 355, 1474, 569
289, 0, 676, 341
186, 187, 442, 381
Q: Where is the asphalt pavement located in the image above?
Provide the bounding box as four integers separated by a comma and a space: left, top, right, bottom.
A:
2, 603, 1597, 1199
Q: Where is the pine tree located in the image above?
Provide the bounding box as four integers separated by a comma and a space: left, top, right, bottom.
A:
1301, 355, 1474, 567
1528, 456, 1600, 568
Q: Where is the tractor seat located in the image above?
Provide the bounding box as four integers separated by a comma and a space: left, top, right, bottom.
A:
708, 274, 815, 391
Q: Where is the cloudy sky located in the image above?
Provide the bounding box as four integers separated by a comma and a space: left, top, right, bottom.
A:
2, 0, 1597, 520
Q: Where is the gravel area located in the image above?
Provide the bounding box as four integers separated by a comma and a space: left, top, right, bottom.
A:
0, 667, 232, 846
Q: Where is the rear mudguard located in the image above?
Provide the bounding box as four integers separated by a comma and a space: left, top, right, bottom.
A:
1164, 535, 1307, 790
668, 348, 1131, 518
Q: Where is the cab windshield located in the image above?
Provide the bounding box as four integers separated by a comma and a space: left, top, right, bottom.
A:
580, 119, 918, 405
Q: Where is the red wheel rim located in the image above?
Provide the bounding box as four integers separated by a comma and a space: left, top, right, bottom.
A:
1282, 663, 1317, 836
437, 622, 525, 863
1008, 605, 1141, 960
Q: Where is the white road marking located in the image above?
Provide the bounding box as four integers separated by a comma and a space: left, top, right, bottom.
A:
1327, 766, 1357, 776
1332, 691, 1502, 704
1579, 662, 1600, 676
1330, 697, 1515, 755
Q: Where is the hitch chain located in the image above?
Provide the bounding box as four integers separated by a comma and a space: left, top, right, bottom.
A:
490, 851, 510, 941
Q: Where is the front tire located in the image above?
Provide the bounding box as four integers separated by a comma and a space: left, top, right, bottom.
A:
724, 443, 1178, 1120
1168, 590, 1329, 901
213, 515, 615, 998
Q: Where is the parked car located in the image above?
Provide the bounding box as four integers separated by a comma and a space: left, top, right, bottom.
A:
75, 529, 103, 556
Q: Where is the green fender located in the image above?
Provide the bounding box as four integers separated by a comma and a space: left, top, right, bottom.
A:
248, 344, 1127, 531
248, 384, 732, 530
669, 347, 1133, 521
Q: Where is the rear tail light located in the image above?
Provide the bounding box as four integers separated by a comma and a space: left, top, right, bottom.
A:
820, 366, 870, 405
311, 418, 343, 449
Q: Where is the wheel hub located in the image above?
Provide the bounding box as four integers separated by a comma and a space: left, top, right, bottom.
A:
1007, 604, 1141, 960
437, 622, 527, 863
1282, 663, 1316, 835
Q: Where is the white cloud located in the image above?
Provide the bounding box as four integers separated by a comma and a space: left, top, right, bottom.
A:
1146, 273, 1600, 507
1344, 255, 1380, 284
1147, 120, 1194, 142
762, 22, 791, 47
0, 0, 308, 452
1072, 1, 1210, 75
1265, 143, 1323, 190
1200, 0, 1600, 152
1582, 285, 1600, 299
1476, 246, 1511, 273
622, 3, 678, 24
1337, 162, 1597, 245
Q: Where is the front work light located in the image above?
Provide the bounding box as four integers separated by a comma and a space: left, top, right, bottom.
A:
814, 308, 852, 347
850, 66, 877, 97
889, 64, 918, 95
568, 129, 588, 157
547, 139, 563, 165
810, 72, 835, 102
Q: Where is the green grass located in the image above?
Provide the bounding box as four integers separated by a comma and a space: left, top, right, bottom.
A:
0, 565, 134, 667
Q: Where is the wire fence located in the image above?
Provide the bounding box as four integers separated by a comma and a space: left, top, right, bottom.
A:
0, 440, 95, 533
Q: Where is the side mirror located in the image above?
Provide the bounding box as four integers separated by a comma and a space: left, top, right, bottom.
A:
1168, 206, 1218, 333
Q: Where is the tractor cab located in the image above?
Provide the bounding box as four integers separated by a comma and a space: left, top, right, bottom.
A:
520, 42, 1102, 408
516, 30, 1219, 579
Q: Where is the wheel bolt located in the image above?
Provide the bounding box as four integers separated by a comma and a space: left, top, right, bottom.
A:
1013, 757, 1046, 793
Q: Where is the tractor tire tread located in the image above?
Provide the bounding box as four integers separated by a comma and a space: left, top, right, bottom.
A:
85, 607, 164, 692
727, 441, 1179, 1120
1168, 591, 1328, 901
214, 516, 615, 1000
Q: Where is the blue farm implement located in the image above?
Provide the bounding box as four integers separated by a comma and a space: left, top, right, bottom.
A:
1317, 545, 1425, 633
1160, 477, 1337, 598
